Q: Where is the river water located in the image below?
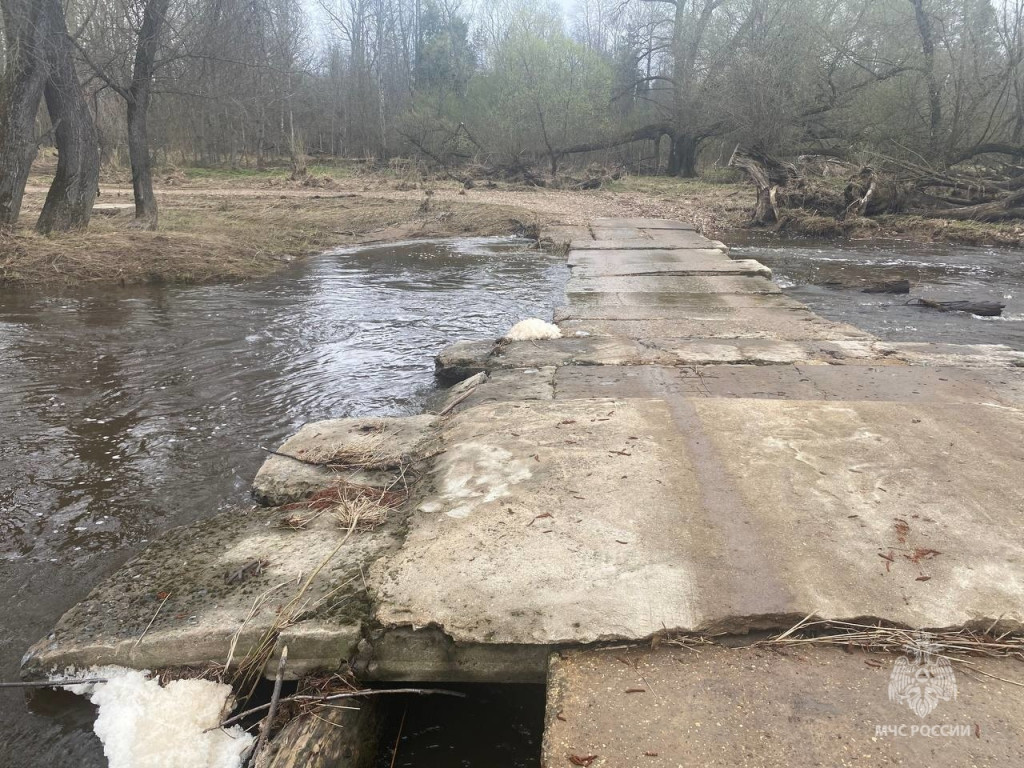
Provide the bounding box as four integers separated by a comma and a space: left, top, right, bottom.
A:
731, 237, 1024, 348
1, 234, 1021, 767
0, 238, 567, 767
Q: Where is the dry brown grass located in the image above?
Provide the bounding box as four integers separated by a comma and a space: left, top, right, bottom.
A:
1, 179, 544, 289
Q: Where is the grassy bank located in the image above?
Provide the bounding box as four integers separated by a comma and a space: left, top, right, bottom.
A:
3, 162, 1020, 290
0, 181, 542, 289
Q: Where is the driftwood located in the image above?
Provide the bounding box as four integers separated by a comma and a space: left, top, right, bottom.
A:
732, 145, 1024, 225
728, 146, 799, 224
861, 279, 911, 294
821, 279, 911, 294
907, 298, 1005, 317
257, 700, 380, 768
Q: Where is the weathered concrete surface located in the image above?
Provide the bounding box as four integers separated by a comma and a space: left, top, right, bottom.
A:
591, 217, 696, 230
544, 646, 1024, 768
567, 274, 781, 294
555, 292, 810, 320
252, 415, 437, 506
372, 396, 1024, 644
571, 235, 726, 251
372, 398, 702, 644
568, 247, 736, 267
553, 364, 1024, 408
22, 502, 391, 679
569, 258, 772, 279
559, 311, 870, 342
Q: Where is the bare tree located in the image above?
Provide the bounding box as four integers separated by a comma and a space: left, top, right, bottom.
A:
37, 0, 100, 234
0, 0, 49, 229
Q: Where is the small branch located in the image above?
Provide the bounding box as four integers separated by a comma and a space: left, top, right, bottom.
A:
218, 688, 467, 730
134, 592, 171, 650
252, 646, 288, 763
0, 678, 108, 689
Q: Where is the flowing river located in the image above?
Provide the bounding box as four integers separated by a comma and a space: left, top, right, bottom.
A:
0, 238, 566, 767
1, 234, 1021, 767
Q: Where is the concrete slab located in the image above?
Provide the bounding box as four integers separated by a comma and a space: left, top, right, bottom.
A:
654, 339, 898, 366
568, 248, 733, 266
22, 502, 396, 679
882, 342, 1024, 369
559, 313, 870, 342
570, 233, 722, 251
434, 337, 670, 382
569, 259, 772, 280
552, 364, 1023, 407
567, 275, 780, 294
555, 293, 810, 321
437, 367, 556, 415
252, 415, 437, 506
590, 226, 647, 240
687, 398, 1024, 631
542, 225, 592, 246
372, 398, 703, 644
372, 396, 1024, 646
544, 645, 1024, 768
592, 217, 696, 230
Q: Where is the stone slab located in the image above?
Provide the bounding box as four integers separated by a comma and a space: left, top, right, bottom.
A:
252, 415, 437, 506
592, 217, 696, 230
590, 226, 646, 240
569, 259, 772, 280
553, 364, 1023, 407
567, 275, 780, 294
559, 312, 870, 342
881, 342, 1024, 369
372, 397, 1024, 646
555, 293, 809, 321
544, 645, 1024, 768
567, 248, 733, 267
570, 234, 722, 251
23, 503, 393, 679
372, 398, 703, 644
434, 337, 672, 383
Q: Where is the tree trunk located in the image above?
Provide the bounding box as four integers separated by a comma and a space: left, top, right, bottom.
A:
921, 187, 1024, 222
667, 133, 699, 178
0, 0, 49, 230
126, 0, 169, 230
36, 0, 100, 234
127, 97, 157, 228
729, 146, 799, 225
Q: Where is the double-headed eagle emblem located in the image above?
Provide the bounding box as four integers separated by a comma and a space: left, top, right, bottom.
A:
888, 636, 958, 718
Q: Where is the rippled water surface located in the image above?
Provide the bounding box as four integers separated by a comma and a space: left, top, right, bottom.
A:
0, 238, 566, 767
732, 237, 1024, 349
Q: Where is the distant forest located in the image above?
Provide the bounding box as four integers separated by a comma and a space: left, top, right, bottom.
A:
6, 0, 1024, 230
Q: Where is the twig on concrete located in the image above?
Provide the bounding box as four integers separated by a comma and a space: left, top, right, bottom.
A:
134, 592, 172, 651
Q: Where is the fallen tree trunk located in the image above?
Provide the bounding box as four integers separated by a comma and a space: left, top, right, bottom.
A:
919, 188, 1024, 222
907, 298, 1005, 317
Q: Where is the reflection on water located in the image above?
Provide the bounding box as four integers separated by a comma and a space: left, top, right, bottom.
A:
732, 237, 1024, 349
0, 237, 567, 767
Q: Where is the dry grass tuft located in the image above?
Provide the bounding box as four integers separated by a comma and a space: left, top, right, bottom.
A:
765, 616, 1024, 661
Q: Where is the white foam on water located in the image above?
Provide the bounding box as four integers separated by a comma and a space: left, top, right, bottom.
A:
60, 667, 253, 768
504, 318, 562, 341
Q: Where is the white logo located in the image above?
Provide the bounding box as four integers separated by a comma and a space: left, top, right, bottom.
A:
888, 636, 957, 718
